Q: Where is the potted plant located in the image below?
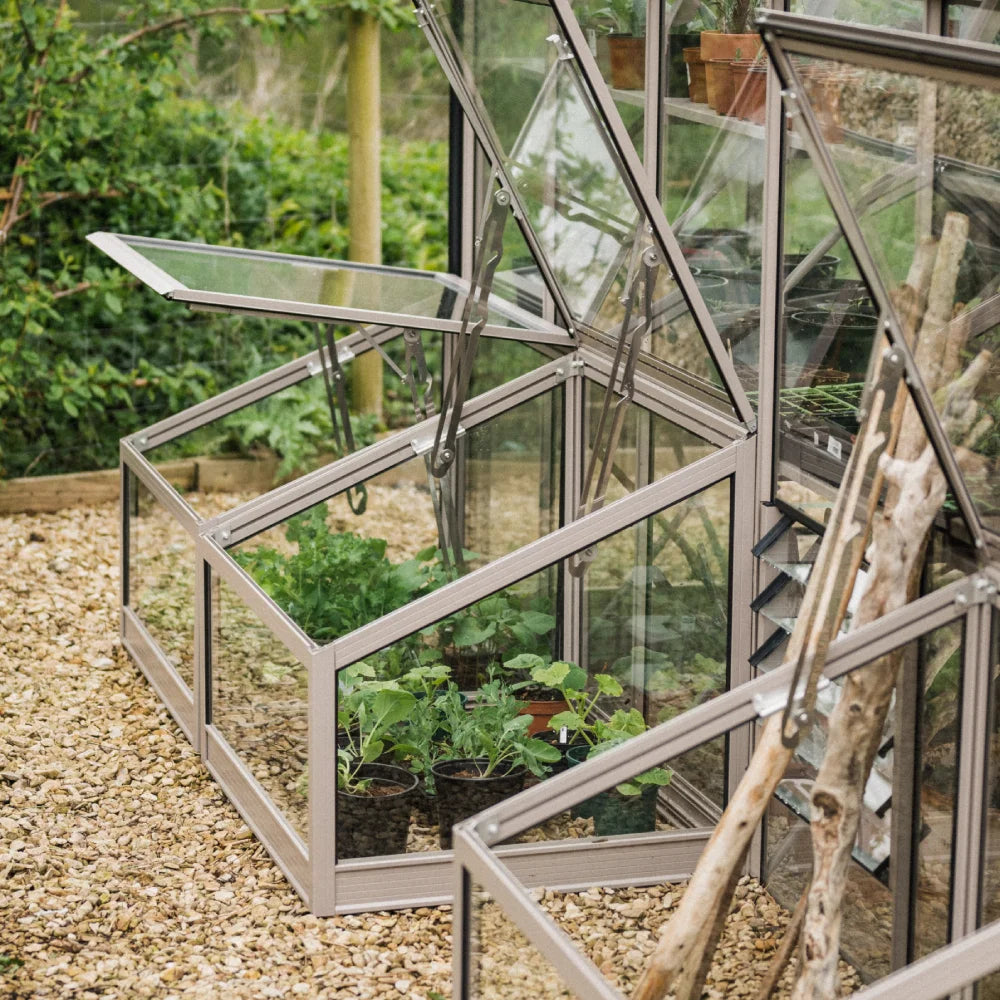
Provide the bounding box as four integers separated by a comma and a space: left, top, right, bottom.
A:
501, 653, 586, 736
584, 0, 647, 90
336, 674, 419, 860
431, 590, 555, 690
700, 1, 762, 111
430, 680, 561, 848
532, 662, 672, 835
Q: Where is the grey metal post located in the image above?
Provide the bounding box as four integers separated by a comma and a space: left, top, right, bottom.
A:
951, 601, 992, 945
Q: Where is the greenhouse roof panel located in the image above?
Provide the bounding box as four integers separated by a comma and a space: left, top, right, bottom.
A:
86, 233, 570, 344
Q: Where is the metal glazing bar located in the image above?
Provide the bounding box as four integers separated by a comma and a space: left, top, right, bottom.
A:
576, 247, 661, 522
321, 443, 741, 672
413, 1, 578, 333
308, 659, 338, 916
193, 558, 208, 757
951, 604, 992, 942
199, 356, 569, 546
755, 10, 1000, 89
471, 574, 971, 845
764, 47, 987, 551
121, 441, 201, 537
546, 0, 756, 428
839, 915, 1000, 1000
197, 533, 315, 666
432, 187, 510, 477
576, 347, 745, 447
452, 829, 623, 1000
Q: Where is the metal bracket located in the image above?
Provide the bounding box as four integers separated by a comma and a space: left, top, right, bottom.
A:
754, 676, 831, 720
313, 323, 367, 516
954, 574, 998, 609
412, 425, 465, 457
430, 185, 510, 478
569, 244, 660, 577
546, 33, 574, 61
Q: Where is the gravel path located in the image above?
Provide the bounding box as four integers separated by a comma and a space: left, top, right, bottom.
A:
0, 499, 860, 999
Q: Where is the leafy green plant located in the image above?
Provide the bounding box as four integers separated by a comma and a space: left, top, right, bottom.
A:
433, 590, 556, 673
708, 0, 758, 33
582, 0, 647, 35
436, 680, 561, 778
336, 664, 416, 792
234, 507, 452, 644
536, 661, 672, 797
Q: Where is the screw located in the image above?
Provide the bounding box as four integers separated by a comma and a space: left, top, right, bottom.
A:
221, 529, 231, 541
441, 449, 453, 463
484, 821, 499, 839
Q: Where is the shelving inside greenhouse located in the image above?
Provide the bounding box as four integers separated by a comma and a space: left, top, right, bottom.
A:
88, 0, 1000, 996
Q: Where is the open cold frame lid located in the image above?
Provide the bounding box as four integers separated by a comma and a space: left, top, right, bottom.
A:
85, 232, 569, 343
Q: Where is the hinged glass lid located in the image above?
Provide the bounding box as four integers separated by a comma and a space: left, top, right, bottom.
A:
86, 232, 569, 343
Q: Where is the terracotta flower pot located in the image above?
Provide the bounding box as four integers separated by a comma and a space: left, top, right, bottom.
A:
608, 34, 645, 90
518, 696, 569, 736
683, 46, 707, 103
728, 59, 755, 119
743, 64, 768, 124
706, 58, 735, 113
700, 30, 762, 64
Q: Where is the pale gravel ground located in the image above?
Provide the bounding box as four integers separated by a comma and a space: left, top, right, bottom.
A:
0, 498, 861, 999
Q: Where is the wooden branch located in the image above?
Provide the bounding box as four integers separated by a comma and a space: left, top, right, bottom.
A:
755, 884, 809, 1000
792, 212, 980, 1000
51, 281, 94, 301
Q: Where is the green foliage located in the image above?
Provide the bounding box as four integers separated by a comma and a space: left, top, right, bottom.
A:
432, 590, 556, 669
233, 507, 451, 643
336, 663, 416, 792
435, 680, 560, 778
0, 2, 447, 479
533, 658, 671, 796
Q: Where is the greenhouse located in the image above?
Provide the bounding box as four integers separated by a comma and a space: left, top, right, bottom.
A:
82, 0, 1000, 997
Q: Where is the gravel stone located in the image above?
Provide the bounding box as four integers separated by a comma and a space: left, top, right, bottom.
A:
1, 498, 863, 998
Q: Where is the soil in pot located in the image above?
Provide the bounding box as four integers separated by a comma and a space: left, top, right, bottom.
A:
432, 758, 526, 849
608, 34, 645, 90
336, 763, 419, 860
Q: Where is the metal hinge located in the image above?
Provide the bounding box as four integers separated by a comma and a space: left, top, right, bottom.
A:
412, 425, 465, 457
753, 675, 830, 720
953, 574, 998, 609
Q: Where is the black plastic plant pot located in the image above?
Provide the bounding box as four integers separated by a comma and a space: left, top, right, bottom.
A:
694, 273, 729, 306
698, 264, 761, 307
589, 784, 660, 837
565, 745, 661, 833
537, 730, 586, 777
786, 276, 867, 308
336, 763, 419, 861
431, 758, 526, 850
782, 253, 840, 289
788, 309, 878, 380
680, 228, 751, 266
565, 743, 602, 820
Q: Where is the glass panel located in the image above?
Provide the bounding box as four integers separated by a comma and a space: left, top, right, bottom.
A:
765, 790, 889, 983
788, 0, 924, 30
211, 577, 309, 842
468, 880, 576, 999
430, 0, 733, 400
913, 621, 963, 960
661, 3, 767, 396
232, 389, 563, 646
128, 472, 196, 689
980, 612, 1000, 929
786, 58, 1000, 529
105, 235, 533, 330
948, 2, 1000, 44
328, 472, 729, 861
503, 717, 858, 995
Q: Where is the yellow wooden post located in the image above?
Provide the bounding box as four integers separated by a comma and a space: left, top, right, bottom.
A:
347, 10, 383, 421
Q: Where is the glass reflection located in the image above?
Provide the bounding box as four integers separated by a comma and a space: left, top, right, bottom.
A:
128, 473, 196, 689
212, 577, 309, 841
